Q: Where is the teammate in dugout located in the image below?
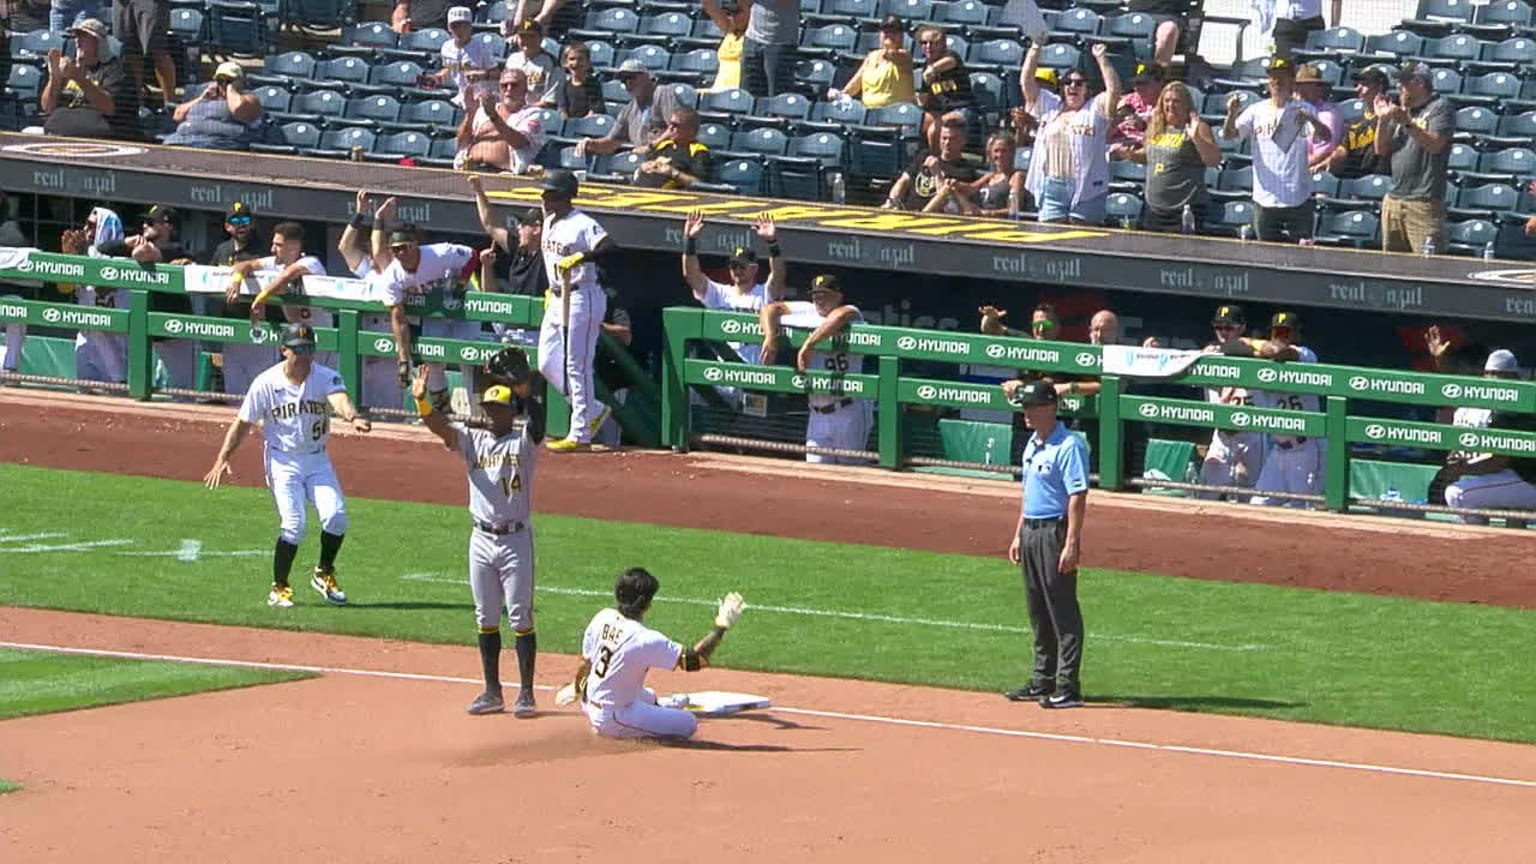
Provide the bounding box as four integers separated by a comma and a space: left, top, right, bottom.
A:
538, 169, 617, 451
410, 354, 546, 717
758, 274, 874, 464
1241, 311, 1325, 507
559, 567, 746, 740
203, 323, 372, 607
1197, 304, 1265, 499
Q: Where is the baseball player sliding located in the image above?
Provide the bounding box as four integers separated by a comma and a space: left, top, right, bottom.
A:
538, 169, 616, 451
411, 351, 546, 717
558, 567, 745, 740
203, 323, 371, 607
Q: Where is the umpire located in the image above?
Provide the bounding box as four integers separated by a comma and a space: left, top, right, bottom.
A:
1002, 378, 1090, 709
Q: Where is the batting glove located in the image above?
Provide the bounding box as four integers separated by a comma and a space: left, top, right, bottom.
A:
555, 252, 586, 276
714, 592, 745, 630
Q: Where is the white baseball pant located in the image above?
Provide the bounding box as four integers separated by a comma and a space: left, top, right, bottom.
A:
1250, 438, 1326, 508
360, 314, 403, 413
1197, 431, 1264, 498
1444, 470, 1536, 525
2, 294, 24, 373
263, 448, 348, 544
584, 688, 698, 740
222, 342, 277, 396
538, 286, 608, 443
806, 399, 873, 464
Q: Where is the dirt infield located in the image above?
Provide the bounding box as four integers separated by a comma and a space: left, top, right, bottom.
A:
3, 390, 1536, 861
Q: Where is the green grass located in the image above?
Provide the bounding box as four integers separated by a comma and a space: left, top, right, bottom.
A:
0, 648, 309, 720
0, 778, 17, 794
2, 463, 1534, 742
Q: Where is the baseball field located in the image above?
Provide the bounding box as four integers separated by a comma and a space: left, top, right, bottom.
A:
3, 391, 1535, 860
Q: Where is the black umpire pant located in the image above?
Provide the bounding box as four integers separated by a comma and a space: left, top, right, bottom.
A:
1021, 517, 1083, 691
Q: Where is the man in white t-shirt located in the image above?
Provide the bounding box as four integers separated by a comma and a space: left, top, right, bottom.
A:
759, 274, 873, 464
563, 567, 745, 740
426, 6, 497, 107
203, 323, 371, 608
1222, 57, 1331, 243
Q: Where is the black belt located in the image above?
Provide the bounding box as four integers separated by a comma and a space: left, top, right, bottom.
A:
475, 520, 525, 535
1274, 437, 1308, 449
1024, 517, 1063, 528
812, 398, 854, 414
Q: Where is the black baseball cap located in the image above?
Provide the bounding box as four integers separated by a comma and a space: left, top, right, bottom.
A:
540, 168, 579, 200
1353, 66, 1390, 89
1212, 304, 1246, 326
809, 273, 841, 294
516, 208, 542, 227
1015, 380, 1059, 408
281, 322, 317, 348
1271, 310, 1302, 331
142, 204, 177, 224
227, 201, 254, 222
728, 246, 757, 267
1264, 56, 1295, 75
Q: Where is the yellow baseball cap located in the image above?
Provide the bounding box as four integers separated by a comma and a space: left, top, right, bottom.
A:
481, 385, 515, 406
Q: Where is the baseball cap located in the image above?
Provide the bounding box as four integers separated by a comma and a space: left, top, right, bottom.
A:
1130, 63, 1163, 86
516, 207, 542, 227
1034, 67, 1059, 86
227, 201, 254, 223
808, 273, 841, 294
387, 226, 417, 246
214, 61, 245, 83
65, 17, 108, 39
1353, 66, 1390, 89
1294, 63, 1327, 84
1270, 311, 1302, 331
281, 322, 317, 349
1212, 304, 1245, 326
515, 17, 543, 33
142, 204, 177, 224
447, 5, 473, 24
539, 168, 579, 199
481, 384, 516, 406
616, 58, 650, 79
1484, 348, 1520, 373
1263, 56, 1294, 75
728, 246, 757, 267
1015, 380, 1059, 408
1398, 61, 1434, 85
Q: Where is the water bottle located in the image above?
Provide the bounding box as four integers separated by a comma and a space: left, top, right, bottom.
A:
1482, 241, 1496, 261
1006, 186, 1021, 221
830, 172, 846, 205
1380, 485, 1403, 503
1121, 214, 1133, 230
1238, 223, 1252, 243
1181, 203, 1196, 235
1422, 236, 1436, 257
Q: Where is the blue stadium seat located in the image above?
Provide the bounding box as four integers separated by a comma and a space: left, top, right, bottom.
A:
251, 120, 322, 154
1295, 26, 1365, 60
804, 0, 880, 27
714, 158, 766, 194
1477, 35, 1536, 71
1209, 199, 1256, 237
698, 87, 756, 125
170, 8, 206, 46
968, 70, 1006, 115
1447, 141, 1479, 172
1209, 165, 1254, 202
334, 21, 397, 57
696, 121, 731, 150
967, 38, 1023, 75
1309, 170, 1342, 201
334, 94, 402, 128
747, 92, 812, 128
1496, 110, 1536, 140
249, 50, 318, 89
1454, 105, 1499, 139
305, 56, 372, 93
1049, 6, 1100, 39
1427, 67, 1462, 96
272, 88, 346, 124
382, 27, 450, 63
208, 1, 271, 56
885, 0, 934, 23
601, 78, 629, 105
585, 40, 616, 71
1446, 218, 1499, 254
1363, 30, 1425, 60
1462, 71, 1522, 107
1476, 0, 1534, 26
546, 111, 615, 148
660, 48, 719, 86
362, 60, 429, 100
1104, 192, 1144, 227
768, 131, 845, 200
615, 44, 670, 73
933, 0, 991, 28
719, 126, 790, 164
471, 31, 506, 63
589, 150, 645, 183
792, 58, 836, 94
799, 24, 859, 58
1425, 33, 1485, 62
1104, 12, 1159, 42
1313, 210, 1379, 248
5, 64, 43, 101
420, 134, 459, 169
667, 83, 699, 108
570, 6, 641, 39
636, 11, 694, 44
251, 84, 293, 113
1037, 43, 1080, 72
1477, 146, 1536, 180
806, 97, 867, 131
1336, 97, 1366, 125
10, 30, 66, 61
1413, 0, 1476, 23
383, 98, 462, 132
304, 126, 377, 158
1326, 173, 1391, 211
1109, 159, 1146, 192
556, 144, 595, 172
1450, 182, 1519, 220
285, 0, 357, 30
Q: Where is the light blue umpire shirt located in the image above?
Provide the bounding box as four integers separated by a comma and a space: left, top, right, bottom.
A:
1021, 423, 1090, 520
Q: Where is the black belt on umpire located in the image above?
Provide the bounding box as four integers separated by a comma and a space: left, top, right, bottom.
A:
1024, 516, 1063, 528
1274, 437, 1309, 450
811, 398, 854, 414
474, 520, 525, 535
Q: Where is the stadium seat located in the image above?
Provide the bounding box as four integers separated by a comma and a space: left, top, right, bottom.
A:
305, 56, 372, 93
676, 18, 722, 52
1477, 146, 1536, 179
1494, 109, 1536, 144
799, 24, 859, 58
1050, 6, 1100, 39
569, 7, 641, 41
585, 40, 616, 71
470, 32, 506, 63
967, 38, 1024, 76
1336, 97, 1366, 125
698, 87, 755, 125
885, 0, 934, 23
714, 158, 766, 194
1447, 141, 1479, 173
1363, 30, 1425, 60
334, 94, 402, 128
419, 134, 459, 169
1109, 159, 1146, 193
747, 92, 812, 128
719, 126, 790, 164
1306, 57, 1345, 86
382, 27, 450, 64
1209, 165, 1254, 202
601, 78, 629, 105
1427, 67, 1462, 97
791, 58, 836, 95
362, 60, 430, 100
1424, 33, 1485, 63
170, 8, 206, 46
10, 30, 65, 61
803, 0, 880, 27
803, 97, 867, 132
545, 111, 614, 148
1294, 26, 1365, 60
614, 44, 670, 74
696, 121, 731, 150
1313, 210, 1380, 248
634, 11, 695, 46
367, 129, 433, 162
1473, 35, 1536, 74
1104, 192, 1143, 227
589, 150, 645, 183
1476, 0, 1534, 28
1453, 105, 1499, 140
251, 84, 293, 113
1326, 173, 1391, 211
4, 64, 42, 102
1445, 218, 1499, 255
382, 98, 462, 133
1450, 182, 1519, 219
285, 0, 357, 30
304, 126, 377, 158
1309, 170, 1342, 201
334, 21, 397, 58
934, 0, 991, 29
661, 48, 719, 86
249, 50, 318, 89
968, 70, 1006, 120
208, 1, 270, 57
1037, 43, 1080, 72
251, 120, 322, 155
767, 131, 845, 199
1209, 199, 1257, 237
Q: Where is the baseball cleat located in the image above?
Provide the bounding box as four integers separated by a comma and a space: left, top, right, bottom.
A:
268, 584, 295, 608
545, 437, 591, 453
311, 568, 347, 605
586, 404, 613, 439
467, 691, 506, 715
512, 690, 537, 718
1040, 690, 1084, 709
1003, 681, 1055, 702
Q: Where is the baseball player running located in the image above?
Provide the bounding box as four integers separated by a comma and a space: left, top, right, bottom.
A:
1247, 311, 1324, 507
1198, 304, 1264, 498
559, 567, 745, 740
204, 323, 371, 607
538, 169, 616, 451
758, 274, 873, 464
411, 353, 546, 717
374, 197, 479, 414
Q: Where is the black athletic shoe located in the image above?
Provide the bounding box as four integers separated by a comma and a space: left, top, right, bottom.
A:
1040, 689, 1084, 709
1004, 681, 1055, 702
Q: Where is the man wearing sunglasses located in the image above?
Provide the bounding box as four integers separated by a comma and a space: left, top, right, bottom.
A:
208, 202, 271, 397
204, 322, 371, 607
1197, 304, 1264, 499
634, 107, 709, 190
93, 203, 197, 395
1244, 311, 1324, 507
456, 67, 546, 175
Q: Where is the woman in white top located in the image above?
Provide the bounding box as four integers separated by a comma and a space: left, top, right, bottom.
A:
1020, 42, 1120, 225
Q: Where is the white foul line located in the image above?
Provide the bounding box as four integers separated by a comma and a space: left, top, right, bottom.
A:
1, 639, 1531, 791
401, 573, 1268, 652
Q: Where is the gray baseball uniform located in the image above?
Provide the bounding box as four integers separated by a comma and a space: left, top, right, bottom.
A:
453, 420, 539, 631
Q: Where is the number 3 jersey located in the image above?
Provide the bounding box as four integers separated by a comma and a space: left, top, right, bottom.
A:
237, 363, 346, 454
453, 423, 538, 527
580, 607, 682, 710
778, 301, 865, 408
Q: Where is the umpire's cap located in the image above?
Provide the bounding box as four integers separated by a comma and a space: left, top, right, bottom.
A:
540, 169, 579, 200
1014, 379, 1059, 409
281, 322, 317, 349
615, 567, 660, 615
481, 385, 516, 407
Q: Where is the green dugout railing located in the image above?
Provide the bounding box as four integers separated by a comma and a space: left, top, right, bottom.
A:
661, 308, 1536, 512
0, 250, 661, 445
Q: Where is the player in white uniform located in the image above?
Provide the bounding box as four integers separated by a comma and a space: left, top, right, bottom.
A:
759, 274, 873, 464
412, 355, 547, 716
375, 197, 480, 414
226, 222, 336, 369
1197, 304, 1264, 497
204, 323, 372, 607
1248, 311, 1324, 507
1436, 347, 1536, 525
336, 192, 403, 413
63, 207, 130, 385
539, 169, 615, 451
565, 567, 745, 740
